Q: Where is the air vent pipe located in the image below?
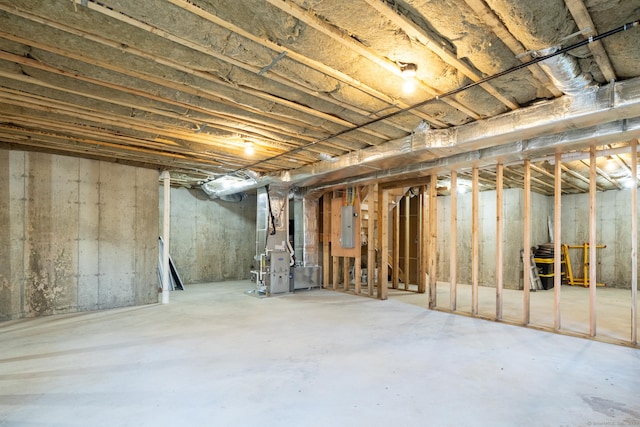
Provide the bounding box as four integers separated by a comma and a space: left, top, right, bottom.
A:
534, 47, 596, 96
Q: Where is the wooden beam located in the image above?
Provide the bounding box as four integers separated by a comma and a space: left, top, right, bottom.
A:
420, 185, 428, 294
264, 0, 482, 120
579, 160, 623, 189
392, 203, 400, 289
554, 153, 562, 330
561, 164, 604, 191
472, 166, 479, 316
564, 0, 617, 82
355, 188, 362, 295
496, 163, 504, 320
322, 193, 331, 289
355, 253, 362, 295
368, 184, 377, 297
377, 186, 389, 300
332, 255, 339, 291
343, 257, 350, 292
589, 146, 597, 336
530, 163, 581, 193
404, 195, 411, 290
364, 0, 519, 110
461, 0, 563, 97
0, 39, 352, 157
428, 175, 438, 307
0, 61, 326, 166
503, 165, 555, 195
450, 171, 458, 311
631, 139, 638, 344
74, 1, 398, 143
166, 0, 408, 122
523, 159, 531, 325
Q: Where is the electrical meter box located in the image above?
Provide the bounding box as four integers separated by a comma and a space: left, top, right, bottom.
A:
341, 205, 355, 249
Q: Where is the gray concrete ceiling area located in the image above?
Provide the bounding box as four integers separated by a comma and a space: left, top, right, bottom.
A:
1, 0, 639, 192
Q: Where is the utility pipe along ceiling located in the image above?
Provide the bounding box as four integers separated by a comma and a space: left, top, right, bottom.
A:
1, 0, 639, 196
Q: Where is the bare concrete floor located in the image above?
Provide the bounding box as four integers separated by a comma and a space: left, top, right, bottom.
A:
1, 281, 639, 427
387, 282, 640, 345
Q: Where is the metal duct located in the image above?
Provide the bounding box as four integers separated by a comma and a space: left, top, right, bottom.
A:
264, 185, 291, 253
213, 76, 640, 197
255, 187, 269, 258
309, 116, 640, 193
218, 192, 247, 202
302, 196, 320, 266
534, 47, 596, 96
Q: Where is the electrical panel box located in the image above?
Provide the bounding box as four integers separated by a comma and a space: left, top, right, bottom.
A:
341, 205, 355, 249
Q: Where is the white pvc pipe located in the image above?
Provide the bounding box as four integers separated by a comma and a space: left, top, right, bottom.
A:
161, 170, 171, 304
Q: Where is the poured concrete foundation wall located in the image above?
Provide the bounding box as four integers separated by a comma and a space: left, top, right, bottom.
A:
560, 188, 639, 288
0, 150, 159, 321
160, 187, 256, 284
437, 188, 552, 289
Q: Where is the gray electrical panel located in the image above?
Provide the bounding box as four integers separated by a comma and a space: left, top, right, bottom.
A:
341, 205, 355, 248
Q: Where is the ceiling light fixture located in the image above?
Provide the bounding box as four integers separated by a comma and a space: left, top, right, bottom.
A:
244, 142, 255, 156
400, 63, 418, 94
400, 62, 417, 78
402, 79, 416, 94
624, 177, 637, 189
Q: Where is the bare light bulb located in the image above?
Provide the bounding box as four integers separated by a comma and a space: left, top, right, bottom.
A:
402, 79, 416, 94
244, 142, 255, 156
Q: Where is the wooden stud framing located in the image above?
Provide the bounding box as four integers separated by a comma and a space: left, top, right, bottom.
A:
632, 139, 638, 344
450, 171, 458, 311
589, 146, 597, 336
523, 159, 531, 325
343, 257, 350, 292
392, 204, 400, 289
377, 186, 389, 300
404, 194, 411, 290
428, 175, 438, 308
322, 194, 331, 289
554, 153, 562, 330
332, 255, 339, 291
368, 184, 377, 297
472, 166, 479, 316
420, 185, 428, 294
355, 254, 362, 295
496, 163, 504, 320
355, 188, 362, 294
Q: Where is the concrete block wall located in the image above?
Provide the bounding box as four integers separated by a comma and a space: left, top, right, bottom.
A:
560, 188, 638, 288
160, 187, 256, 284
436, 188, 552, 289
0, 150, 159, 321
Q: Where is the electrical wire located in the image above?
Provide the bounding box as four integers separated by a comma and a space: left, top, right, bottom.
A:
230, 19, 639, 176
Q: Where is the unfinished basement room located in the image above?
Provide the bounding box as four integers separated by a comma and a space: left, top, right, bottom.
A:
1, 1, 640, 426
